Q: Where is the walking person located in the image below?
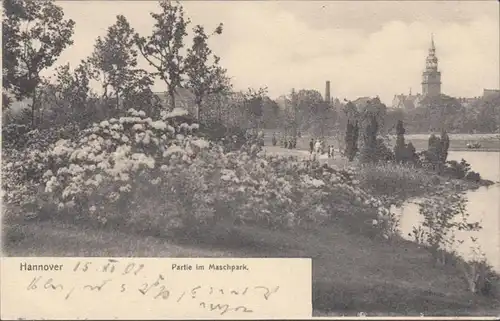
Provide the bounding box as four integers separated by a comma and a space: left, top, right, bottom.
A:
309, 138, 314, 154
314, 139, 321, 155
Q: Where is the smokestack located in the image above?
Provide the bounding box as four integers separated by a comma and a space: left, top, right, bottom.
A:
325, 80, 331, 103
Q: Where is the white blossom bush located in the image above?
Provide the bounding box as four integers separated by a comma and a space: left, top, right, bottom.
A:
3, 107, 391, 238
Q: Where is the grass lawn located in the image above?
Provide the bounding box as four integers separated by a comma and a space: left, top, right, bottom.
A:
3, 217, 499, 316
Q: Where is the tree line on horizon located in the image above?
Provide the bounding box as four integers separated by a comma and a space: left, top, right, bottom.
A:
2, 0, 499, 149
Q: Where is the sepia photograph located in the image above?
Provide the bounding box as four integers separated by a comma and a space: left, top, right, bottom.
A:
2, 0, 500, 317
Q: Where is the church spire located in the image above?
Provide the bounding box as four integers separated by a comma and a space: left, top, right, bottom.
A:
422, 33, 441, 97
425, 34, 438, 71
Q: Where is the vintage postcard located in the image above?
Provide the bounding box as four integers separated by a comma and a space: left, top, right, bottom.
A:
1, 0, 499, 319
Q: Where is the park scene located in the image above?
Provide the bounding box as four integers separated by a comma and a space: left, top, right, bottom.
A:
2, 0, 500, 316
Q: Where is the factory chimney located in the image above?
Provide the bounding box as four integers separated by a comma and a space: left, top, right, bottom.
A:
325, 80, 331, 103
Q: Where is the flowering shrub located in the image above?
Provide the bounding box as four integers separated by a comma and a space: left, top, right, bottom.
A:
3, 107, 391, 238
2, 123, 31, 149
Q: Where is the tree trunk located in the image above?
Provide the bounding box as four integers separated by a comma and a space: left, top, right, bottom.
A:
169, 89, 176, 110
31, 88, 37, 129
195, 96, 203, 123
217, 96, 222, 123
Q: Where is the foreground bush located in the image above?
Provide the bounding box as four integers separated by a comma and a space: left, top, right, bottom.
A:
355, 163, 439, 202
3, 108, 393, 239
444, 159, 482, 183
460, 255, 499, 297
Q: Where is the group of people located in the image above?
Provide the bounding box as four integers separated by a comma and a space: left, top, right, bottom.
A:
309, 138, 336, 159
270, 133, 336, 159
272, 133, 297, 149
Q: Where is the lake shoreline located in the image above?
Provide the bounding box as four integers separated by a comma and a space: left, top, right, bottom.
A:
264, 146, 497, 193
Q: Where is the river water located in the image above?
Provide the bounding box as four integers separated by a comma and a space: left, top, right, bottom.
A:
395, 151, 500, 272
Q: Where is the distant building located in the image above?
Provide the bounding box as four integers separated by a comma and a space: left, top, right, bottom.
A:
456, 89, 499, 108
457, 96, 481, 109
353, 96, 372, 108
391, 34, 442, 110
483, 89, 500, 100
421, 34, 441, 98
390, 36, 499, 111
392, 89, 422, 110
153, 88, 196, 115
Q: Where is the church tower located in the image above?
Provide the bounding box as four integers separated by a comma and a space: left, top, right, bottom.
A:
421, 34, 441, 97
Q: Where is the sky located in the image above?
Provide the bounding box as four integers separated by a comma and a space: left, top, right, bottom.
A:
47, 0, 500, 105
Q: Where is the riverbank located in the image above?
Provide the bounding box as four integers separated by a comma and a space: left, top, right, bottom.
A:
396, 138, 500, 153
264, 146, 496, 201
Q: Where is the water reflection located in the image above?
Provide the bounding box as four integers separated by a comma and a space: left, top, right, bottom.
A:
395, 151, 500, 272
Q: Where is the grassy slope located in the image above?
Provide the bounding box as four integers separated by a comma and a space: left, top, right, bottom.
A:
3, 218, 499, 316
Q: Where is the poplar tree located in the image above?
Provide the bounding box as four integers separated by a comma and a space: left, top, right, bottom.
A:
394, 120, 406, 163
135, 0, 190, 110
185, 24, 230, 122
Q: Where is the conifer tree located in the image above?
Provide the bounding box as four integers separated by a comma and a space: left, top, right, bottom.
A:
394, 120, 406, 163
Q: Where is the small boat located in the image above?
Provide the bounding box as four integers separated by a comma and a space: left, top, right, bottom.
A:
466, 142, 481, 149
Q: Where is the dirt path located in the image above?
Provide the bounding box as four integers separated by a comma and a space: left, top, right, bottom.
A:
263, 146, 350, 169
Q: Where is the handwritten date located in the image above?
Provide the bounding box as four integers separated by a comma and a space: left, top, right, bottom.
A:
72, 259, 144, 276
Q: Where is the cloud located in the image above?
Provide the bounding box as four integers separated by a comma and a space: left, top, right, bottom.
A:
47, 1, 499, 106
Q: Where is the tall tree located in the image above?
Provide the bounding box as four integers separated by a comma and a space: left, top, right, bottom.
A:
344, 101, 360, 162
439, 130, 450, 164
261, 97, 281, 129
135, 0, 190, 110
394, 120, 406, 163
89, 15, 142, 109
2, 0, 75, 128
243, 87, 267, 134
344, 119, 360, 162
475, 95, 500, 133
343, 101, 358, 161
39, 59, 94, 127
427, 134, 442, 171
360, 113, 379, 164
295, 89, 324, 134
185, 24, 230, 122
2, 0, 23, 110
